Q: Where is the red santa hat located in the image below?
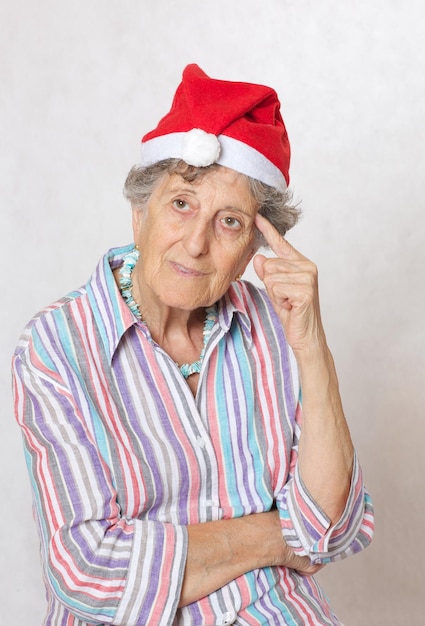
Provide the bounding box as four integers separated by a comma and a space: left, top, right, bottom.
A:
140, 64, 291, 191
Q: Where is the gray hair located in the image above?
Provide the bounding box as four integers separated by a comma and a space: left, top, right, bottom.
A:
123, 159, 301, 249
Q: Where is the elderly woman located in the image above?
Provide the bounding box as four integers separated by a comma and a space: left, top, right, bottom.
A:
12, 64, 373, 626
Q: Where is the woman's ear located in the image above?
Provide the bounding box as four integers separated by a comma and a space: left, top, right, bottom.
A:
131, 205, 143, 241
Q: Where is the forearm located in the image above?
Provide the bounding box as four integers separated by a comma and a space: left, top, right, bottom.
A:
295, 339, 354, 524
179, 511, 321, 607
179, 513, 275, 607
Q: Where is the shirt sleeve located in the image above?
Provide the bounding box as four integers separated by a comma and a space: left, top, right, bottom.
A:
276, 401, 375, 564
12, 345, 187, 626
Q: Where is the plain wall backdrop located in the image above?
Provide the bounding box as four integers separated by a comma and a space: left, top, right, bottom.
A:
1, 1, 424, 623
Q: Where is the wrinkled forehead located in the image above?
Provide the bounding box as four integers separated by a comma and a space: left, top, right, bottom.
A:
159, 165, 258, 210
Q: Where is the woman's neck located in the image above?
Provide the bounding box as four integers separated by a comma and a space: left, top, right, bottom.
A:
130, 270, 206, 347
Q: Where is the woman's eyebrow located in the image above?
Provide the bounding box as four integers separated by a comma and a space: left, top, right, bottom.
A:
164, 183, 198, 196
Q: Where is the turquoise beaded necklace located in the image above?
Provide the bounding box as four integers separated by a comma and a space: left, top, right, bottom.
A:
118, 247, 217, 379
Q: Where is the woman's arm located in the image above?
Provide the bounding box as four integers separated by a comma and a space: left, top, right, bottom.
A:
12, 349, 187, 626
179, 510, 322, 607
254, 214, 354, 524
295, 343, 354, 523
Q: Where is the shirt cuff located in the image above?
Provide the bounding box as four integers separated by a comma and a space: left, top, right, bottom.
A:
278, 452, 367, 562
113, 519, 187, 626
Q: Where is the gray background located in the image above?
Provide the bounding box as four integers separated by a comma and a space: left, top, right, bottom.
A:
1, 1, 424, 623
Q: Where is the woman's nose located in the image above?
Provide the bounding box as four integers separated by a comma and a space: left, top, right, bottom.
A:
182, 216, 211, 257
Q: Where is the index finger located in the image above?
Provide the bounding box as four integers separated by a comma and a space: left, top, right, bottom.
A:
255, 213, 301, 260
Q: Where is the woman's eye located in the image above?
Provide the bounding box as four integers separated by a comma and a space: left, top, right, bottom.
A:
221, 216, 242, 229
173, 199, 189, 211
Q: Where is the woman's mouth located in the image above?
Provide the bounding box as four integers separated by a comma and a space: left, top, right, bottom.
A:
169, 261, 207, 278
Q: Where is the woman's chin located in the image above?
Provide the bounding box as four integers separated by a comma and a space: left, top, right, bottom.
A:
157, 289, 212, 312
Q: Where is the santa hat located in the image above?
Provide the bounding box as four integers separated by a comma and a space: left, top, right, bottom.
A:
140, 64, 291, 191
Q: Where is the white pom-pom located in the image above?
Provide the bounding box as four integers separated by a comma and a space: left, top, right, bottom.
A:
182, 128, 221, 166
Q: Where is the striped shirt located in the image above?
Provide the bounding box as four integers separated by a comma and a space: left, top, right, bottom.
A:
12, 244, 374, 626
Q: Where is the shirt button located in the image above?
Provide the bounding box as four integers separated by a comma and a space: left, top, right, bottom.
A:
197, 436, 206, 448
222, 612, 233, 624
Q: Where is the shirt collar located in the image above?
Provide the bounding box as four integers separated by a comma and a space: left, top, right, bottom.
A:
86, 244, 140, 363
218, 281, 254, 349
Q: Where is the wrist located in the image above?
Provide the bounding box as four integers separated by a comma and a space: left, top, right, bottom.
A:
294, 341, 336, 387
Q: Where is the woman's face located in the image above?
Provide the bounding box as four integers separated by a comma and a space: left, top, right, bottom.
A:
132, 166, 258, 311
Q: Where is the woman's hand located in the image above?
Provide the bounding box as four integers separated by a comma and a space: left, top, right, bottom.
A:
267, 511, 324, 576
253, 213, 325, 356
238, 510, 323, 576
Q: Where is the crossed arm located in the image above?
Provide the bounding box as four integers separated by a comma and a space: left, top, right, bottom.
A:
179, 510, 322, 607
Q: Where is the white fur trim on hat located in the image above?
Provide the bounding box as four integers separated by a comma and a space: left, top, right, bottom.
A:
141, 131, 287, 191
218, 135, 287, 192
